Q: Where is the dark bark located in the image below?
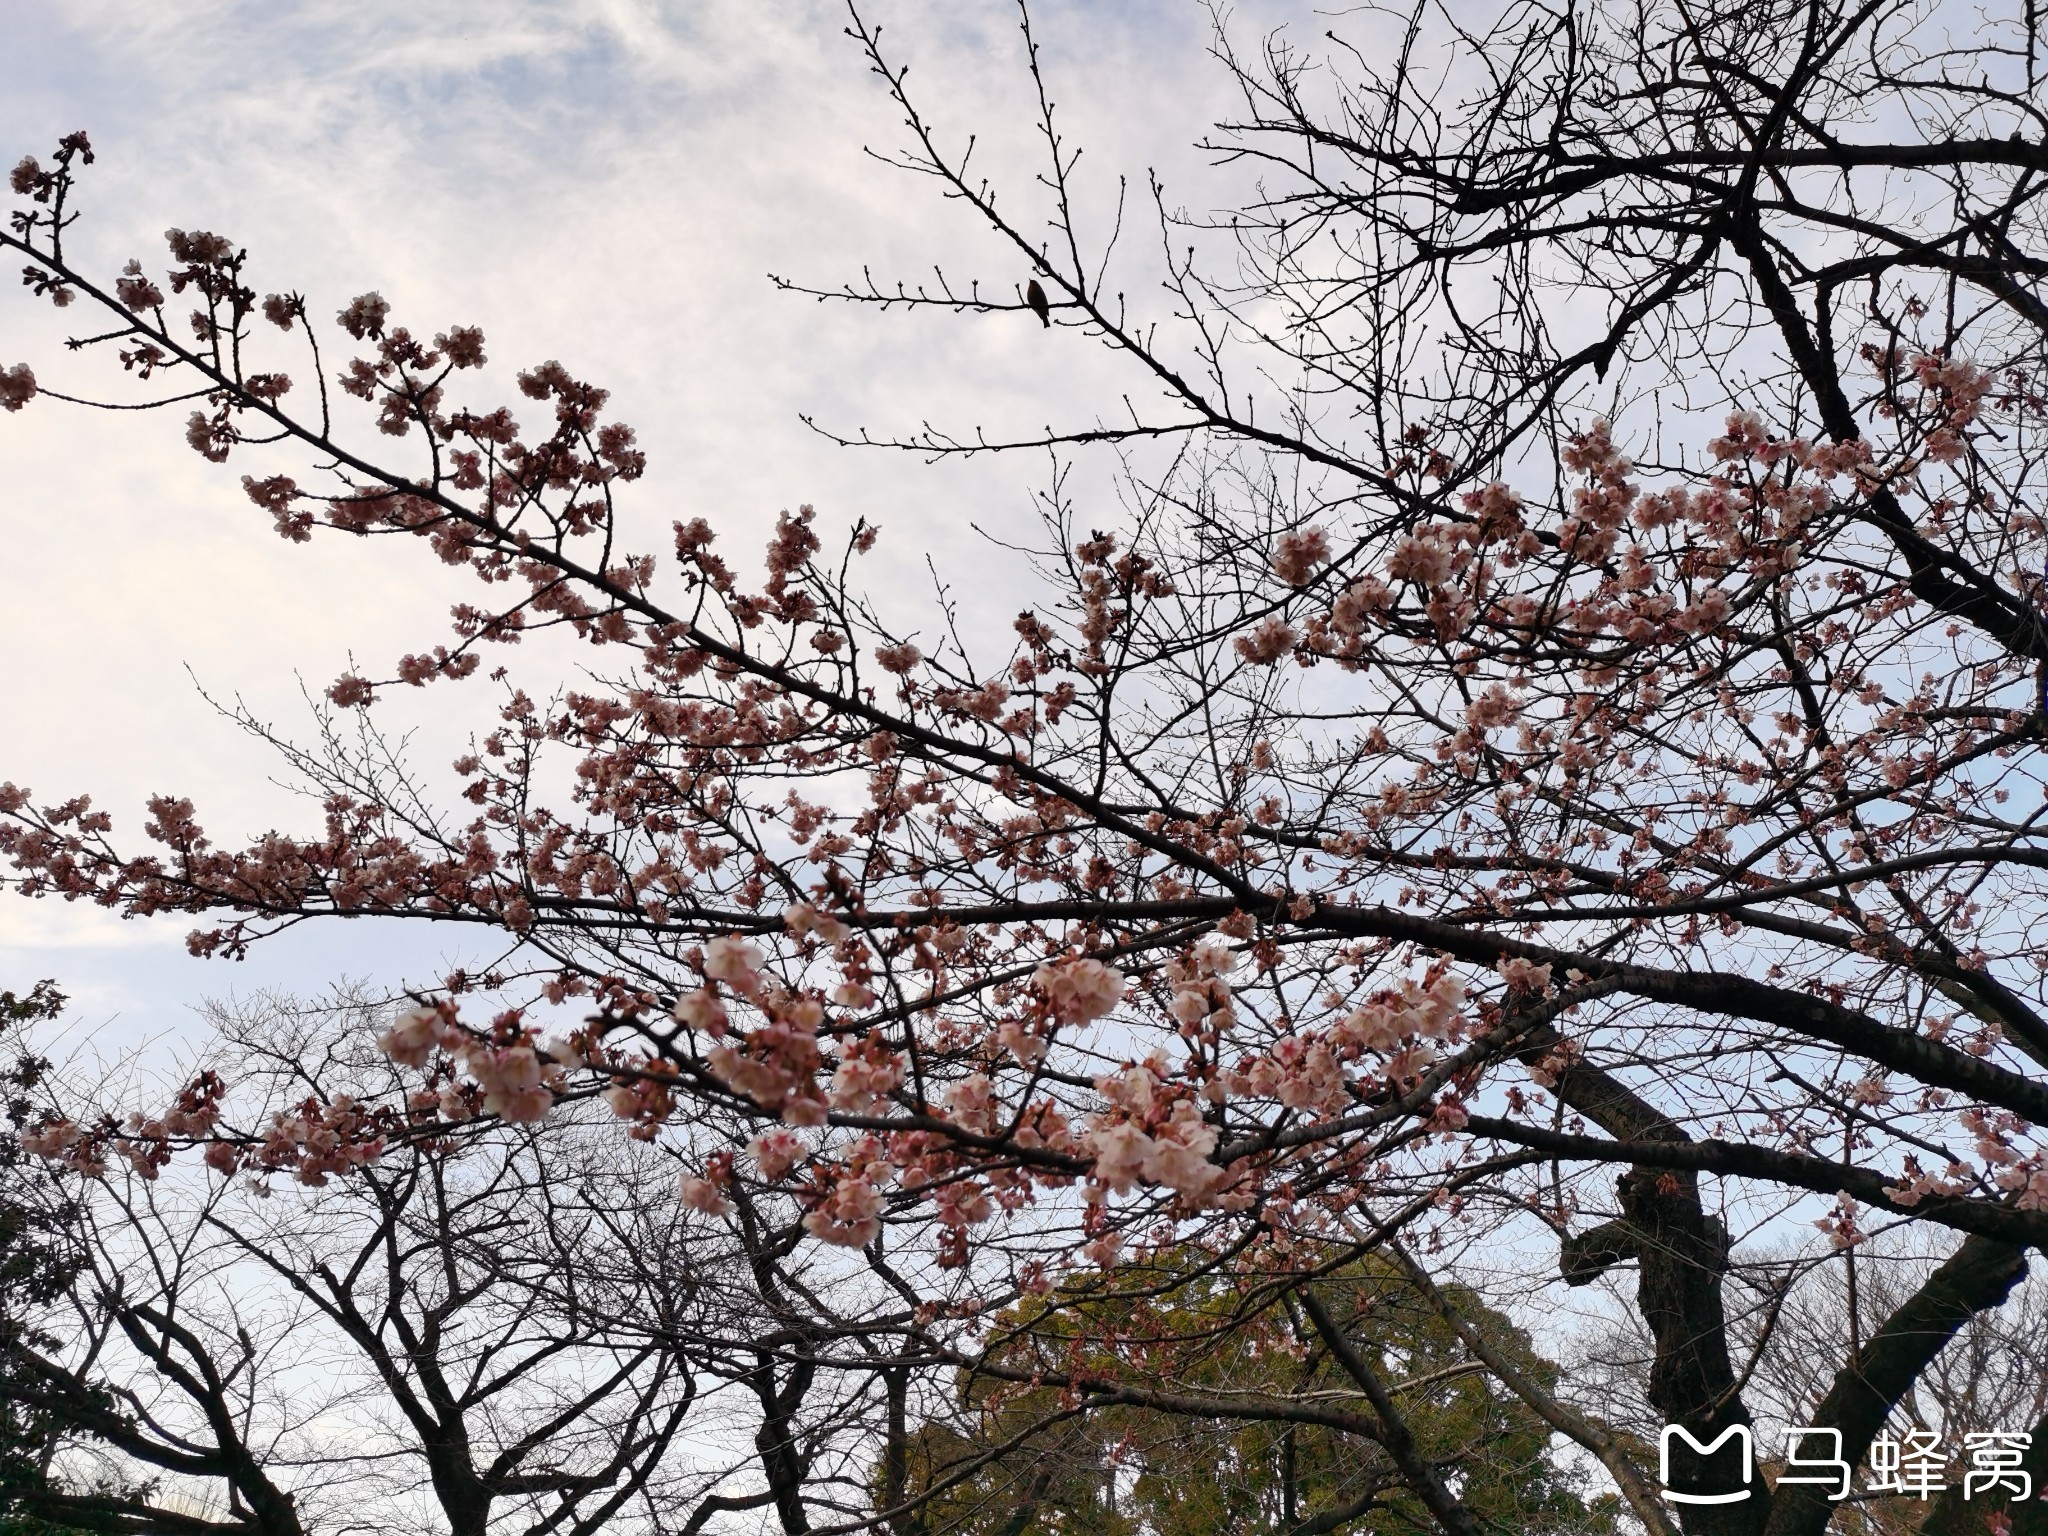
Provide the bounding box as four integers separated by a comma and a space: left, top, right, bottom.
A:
1615, 1169, 1763, 1536
2000, 1403, 2048, 1536
1470, 1117, 2048, 1251
750, 1349, 817, 1535
9, 1488, 275, 1536
101, 1305, 306, 1536
879, 1357, 925, 1536
1560, 1216, 1642, 1286
12, 1333, 304, 1536
1524, 1027, 1762, 1535
1762, 1235, 2030, 1536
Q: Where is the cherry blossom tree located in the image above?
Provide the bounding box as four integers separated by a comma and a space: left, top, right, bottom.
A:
9, 0, 2048, 1530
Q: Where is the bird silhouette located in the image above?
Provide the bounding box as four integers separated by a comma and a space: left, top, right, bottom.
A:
1024, 279, 1050, 328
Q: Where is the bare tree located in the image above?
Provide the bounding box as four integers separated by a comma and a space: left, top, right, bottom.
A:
7, 994, 893, 1536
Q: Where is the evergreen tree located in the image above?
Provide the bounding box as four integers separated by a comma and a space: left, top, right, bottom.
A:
0, 981, 92, 1536
885, 1249, 1617, 1536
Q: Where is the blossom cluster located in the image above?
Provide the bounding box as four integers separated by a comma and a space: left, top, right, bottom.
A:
3, 128, 2040, 1320
381, 1002, 568, 1123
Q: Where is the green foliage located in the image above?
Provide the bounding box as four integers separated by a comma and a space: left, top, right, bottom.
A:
885, 1248, 1618, 1536
0, 982, 93, 1536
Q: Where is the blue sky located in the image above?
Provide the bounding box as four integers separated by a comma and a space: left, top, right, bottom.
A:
0, 0, 1269, 1062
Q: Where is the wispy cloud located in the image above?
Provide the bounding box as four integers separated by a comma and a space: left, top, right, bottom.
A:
0, 0, 1302, 1031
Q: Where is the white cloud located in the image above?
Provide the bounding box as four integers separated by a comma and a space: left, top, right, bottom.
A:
0, 0, 1315, 1033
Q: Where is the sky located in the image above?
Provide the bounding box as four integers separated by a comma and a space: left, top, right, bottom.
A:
0, 0, 1299, 1065
6, 9, 1942, 1500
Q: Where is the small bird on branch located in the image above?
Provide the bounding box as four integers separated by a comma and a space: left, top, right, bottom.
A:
1024, 278, 1050, 328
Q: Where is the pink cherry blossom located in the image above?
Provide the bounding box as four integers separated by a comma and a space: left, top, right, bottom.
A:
678, 1174, 734, 1216
749, 1128, 805, 1181
1032, 956, 1124, 1023
1268, 526, 1331, 586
